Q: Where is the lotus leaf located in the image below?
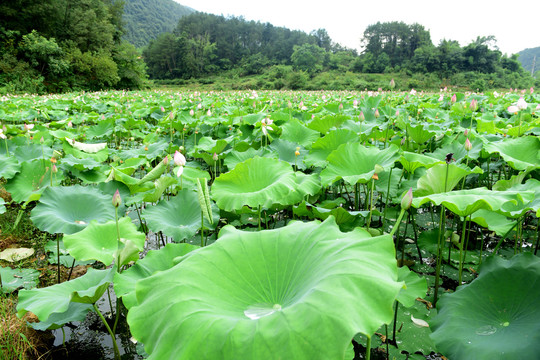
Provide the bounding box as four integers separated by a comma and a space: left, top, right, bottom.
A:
17, 267, 114, 322
320, 143, 399, 186
128, 217, 402, 360
63, 217, 146, 266
0, 153, 20, 180
399, 152, 443, 175
212, 156, 298, 211
0, 266, 39, 293
430, 253, 540, 360
0, 247, 34, 262
303, 129, 359, 168
31, 185, 116, 235
413, 188, 534, 217
396, 267, 428, 308
28, 302, 93, 331
415, 163, 483, 197
5, 159, 63, 203
484, 136, 540, 170
142, 188, 219, 242
280, 118, 320, 148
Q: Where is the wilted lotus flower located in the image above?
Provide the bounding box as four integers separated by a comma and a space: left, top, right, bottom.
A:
451, 94, 457, 103
112, 189, 122, 208
465, 138, 472, 152
401, 188, 413, 210
174, 150, 186, 166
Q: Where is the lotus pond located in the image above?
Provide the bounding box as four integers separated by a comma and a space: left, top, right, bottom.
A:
0, 88, 539, 360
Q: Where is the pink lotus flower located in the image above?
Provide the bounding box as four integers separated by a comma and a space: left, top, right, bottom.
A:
24, 124, 34, 131
507, 105, 519, 114
451, 94, 457, 103
189, 109, 195, 116
176, 166, 184, 178
517, 97, 527, 110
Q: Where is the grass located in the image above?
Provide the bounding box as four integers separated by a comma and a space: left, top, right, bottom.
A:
0, 295, 44, 360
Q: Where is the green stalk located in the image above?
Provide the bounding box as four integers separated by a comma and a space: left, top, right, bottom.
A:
366, 178, 375, 230
381, 167, 393, 230
365, 335, 372, 360
57, 234, 61, 284
390, 209, 406, 237
93, 303, 120, 360
458, 216, 467, 285
258, 205, 262, 231
201, 210, 205, 247
493, 220, 519, 254
433, 162, 450, 306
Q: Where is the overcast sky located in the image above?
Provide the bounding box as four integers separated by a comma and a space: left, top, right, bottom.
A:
176, 0, 539, 55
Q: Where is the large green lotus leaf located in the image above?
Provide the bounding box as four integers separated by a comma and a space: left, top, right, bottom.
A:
117, 140, 169, 161
13, 143, 53, 163
415, 163, 483, 197
17, 267, 114, 322
114, 243, 199, 309
413, 188, 534, 217
406, 123, 435, 144
61, 154, 103, 170
0, 153, 20, 180
30, 185, 115, 235
142, 189, 218, 242
4, 159, 64, 203
320, 143, 399, 186
45, 240, 93, 267
280, 118, 320, 148
501, 178, 540, 217
212, 156, 298, 211
430, 253, 540, 360
396, 267, 428, 308
106, 167, 154, 194
63, 217, 145, 267
28, 302, 93, 331
303, 129, 359, 168
484, 136, 540, 170
399, 152, 443, 175
128, 218, 402, 360
470, 209, 515, 236
0, 266, 39, 293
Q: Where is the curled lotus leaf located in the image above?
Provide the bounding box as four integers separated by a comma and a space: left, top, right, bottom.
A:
127, 217, 402, 360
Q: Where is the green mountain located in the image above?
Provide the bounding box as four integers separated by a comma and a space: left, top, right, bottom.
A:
518, 46, 540, 75
123, 0, 194, 48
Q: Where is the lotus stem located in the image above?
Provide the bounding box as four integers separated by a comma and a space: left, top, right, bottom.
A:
258, 205, 262, 231
391, 301, 399, 343
201, 210, 205, 247
57, 234, 61, 284
67, 258, 76, 281
534, 217, 539, 256
61, 326, 66, 347
381, 167, 393, 230
93, 303, 120, 360
434, 162, 450, 306
367, 179, 375, 229
365, 335, 371, 360
458, 216, 467, 285
115, 207, 121, 273
493, 220, 519, 254
410, 211, 422, 264
390, 209, 406, 237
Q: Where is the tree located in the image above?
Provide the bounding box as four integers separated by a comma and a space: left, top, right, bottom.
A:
291, 43, 326, 73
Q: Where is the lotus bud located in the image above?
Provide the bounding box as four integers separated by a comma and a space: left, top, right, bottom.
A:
24, 123, 34, 131
169, 112, 174, 120
451, 94, 457, 103
174, 150, 186, 166
401, 188, 413, 210
465, 138, 472, 152
389, 78, 395, 89
112, 189, 122, 208
190, 109, 195, 116
207, 109, 212, 116
353, 99, 358, 108
469, 99, 478, 111
338, 103, 343, 110
197, 103, 202, 110
530, 87, 534, 94
161, 106, 165, 112
374, 109, 380, 118
213, 152, 218, 161
67, 121, 73, 128
52, 164, 58, 173
464, 129, 468, 136
163, 156, 169, 165
40, 136, 44, 144
179, 145, 185, 152
359, 111, 365, 121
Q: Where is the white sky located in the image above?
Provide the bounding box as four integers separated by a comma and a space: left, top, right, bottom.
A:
175, 0, 540, 55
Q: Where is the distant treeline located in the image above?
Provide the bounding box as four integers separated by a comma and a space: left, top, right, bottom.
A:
0, 0, 148, 94
145, 13, 536, 90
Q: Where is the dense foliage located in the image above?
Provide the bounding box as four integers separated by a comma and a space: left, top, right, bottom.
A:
122, 0, 194, 48
144, 15, 536, 91
0, 0, 149, 94
1, 88, 539, 359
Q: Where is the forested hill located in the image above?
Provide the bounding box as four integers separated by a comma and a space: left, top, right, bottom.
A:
123, 0, 194, 47
518, 46, 540, 75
